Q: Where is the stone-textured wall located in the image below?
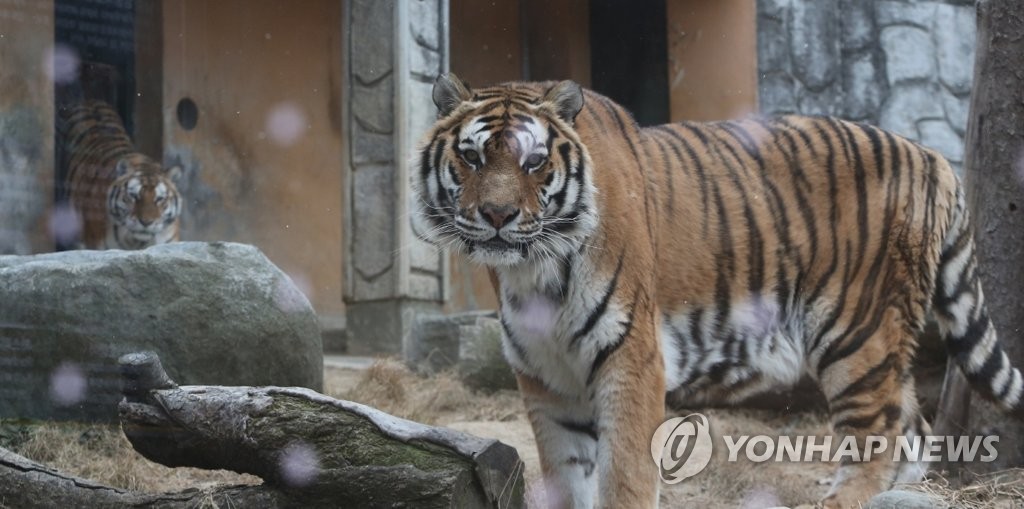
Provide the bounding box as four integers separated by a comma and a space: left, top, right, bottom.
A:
345, 0, 449, 354
346, 0, 446, 303
758, 0, 976, 172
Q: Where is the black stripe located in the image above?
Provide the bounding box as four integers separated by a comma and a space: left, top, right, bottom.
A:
714, 123, 768, 295
419, 138, 438, 179
679, 124, 734, 333
654, 125, 711, 233
649, 133, 676, 217
500, 317, 530, 371
807, 122, 841, 305
512, 113, 535, 124
833, 404, 901, 432
555, 419, 599, 441
834, 120, 870, 282
558, 253, 574, 300
549, 142, 574, 213
819, 125, 903, 370
831, 353, 896, 406
569, 251, 626, 349
587, 290, 638, 385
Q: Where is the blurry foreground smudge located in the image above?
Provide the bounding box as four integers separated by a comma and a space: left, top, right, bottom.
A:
49, 362, 86, 407
274, 270, 313, 313
278, 441, 320, 488
47, 203, 81, 246
265, 102, 307, 146
45, 43, 79, 85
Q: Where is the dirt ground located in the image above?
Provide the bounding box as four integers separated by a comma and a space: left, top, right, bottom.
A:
5, 359, 1024, 508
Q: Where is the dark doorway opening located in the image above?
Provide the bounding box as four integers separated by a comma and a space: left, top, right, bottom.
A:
589, 0, 669, 126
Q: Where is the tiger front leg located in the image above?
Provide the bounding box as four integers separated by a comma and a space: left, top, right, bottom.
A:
517, 373, 601, 508
590, 310, 665, 509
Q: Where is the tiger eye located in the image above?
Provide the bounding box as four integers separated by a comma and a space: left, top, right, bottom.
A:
525, 153, 546, 169
463, 150, 480, 163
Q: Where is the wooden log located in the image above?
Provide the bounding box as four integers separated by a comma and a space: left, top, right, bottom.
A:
0, 352, 525, 508
117, 351, 525, 508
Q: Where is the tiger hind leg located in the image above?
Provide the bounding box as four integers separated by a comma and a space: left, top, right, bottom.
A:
816, 306, 922, 508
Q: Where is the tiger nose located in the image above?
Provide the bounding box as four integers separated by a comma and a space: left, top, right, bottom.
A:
479, 204, 519, 229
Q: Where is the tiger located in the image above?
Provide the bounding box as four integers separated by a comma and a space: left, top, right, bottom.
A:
410, 73, 1024, 508
57, 100, 182, 250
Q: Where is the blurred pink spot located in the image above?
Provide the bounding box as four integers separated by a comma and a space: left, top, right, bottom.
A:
274, 271, 312, 313
45, 44, 80, 84
279, 442, 320, 487
734, 295, 779, 339
527, 476, 567, 508
49, 362, 87, 406
518, 295, 558, 336
1015, 146, 1024, 187
265, 102, 307, 146
48, 204, 82, 245
740, 487, 782, 509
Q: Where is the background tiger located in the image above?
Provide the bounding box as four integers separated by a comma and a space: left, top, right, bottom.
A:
411, 73, 1024, 508
57, 100, 182, 250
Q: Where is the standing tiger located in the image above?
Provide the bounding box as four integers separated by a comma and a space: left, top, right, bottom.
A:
411, 74, 1024, 508
57, 100, 182, 250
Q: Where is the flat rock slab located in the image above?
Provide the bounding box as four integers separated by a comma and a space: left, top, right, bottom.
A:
0, 241, 322, 422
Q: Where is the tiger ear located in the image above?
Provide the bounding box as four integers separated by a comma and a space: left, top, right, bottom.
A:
432, 73, 472, 117
165, 164, 183, 183
114, 158, 132, 177
542, 80, 584, 125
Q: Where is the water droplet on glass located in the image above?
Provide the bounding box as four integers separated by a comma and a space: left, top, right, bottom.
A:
1014, 146, 1024, 187
279, 442, 320, 487
48, 204, 82, 245
274, 270, 312, 313
50, 362, 87, 406
518, 295, 558, 336
44, 44, 80, 84
265, 102, 307, 147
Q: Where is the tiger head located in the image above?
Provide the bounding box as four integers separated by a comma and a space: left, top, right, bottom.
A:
411, 74, 599, 267
108, 154, 183, 247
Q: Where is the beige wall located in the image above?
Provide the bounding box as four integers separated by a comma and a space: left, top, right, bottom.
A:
667, 0, 758, 121
162, 0, 345, 316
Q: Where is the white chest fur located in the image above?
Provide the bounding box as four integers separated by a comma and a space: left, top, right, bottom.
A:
498, 255, 630, 397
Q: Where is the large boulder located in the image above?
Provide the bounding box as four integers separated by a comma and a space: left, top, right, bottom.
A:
458, 317, 517, 392
0, 242, 322, 422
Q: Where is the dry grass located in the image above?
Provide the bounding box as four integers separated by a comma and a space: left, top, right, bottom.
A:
10, 362, 1018, 508
327, 358, 524, 425
658, 408, 833, 508
903, 469, 1024, 509
11, 422, 259, 493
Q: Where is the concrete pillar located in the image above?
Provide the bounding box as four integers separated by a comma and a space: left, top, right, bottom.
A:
343, 0, 450, 355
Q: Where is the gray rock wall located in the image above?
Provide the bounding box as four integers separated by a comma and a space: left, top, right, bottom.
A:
758, 0, 976, 172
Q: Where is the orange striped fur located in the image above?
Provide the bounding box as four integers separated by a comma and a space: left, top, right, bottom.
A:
411, 75, 1023, 508
58, 101, 182, 250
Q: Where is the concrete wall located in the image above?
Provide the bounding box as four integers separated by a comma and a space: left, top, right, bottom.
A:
0, 0, 54, 255
757, 0, 976, 172
161, 0, 345, 316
